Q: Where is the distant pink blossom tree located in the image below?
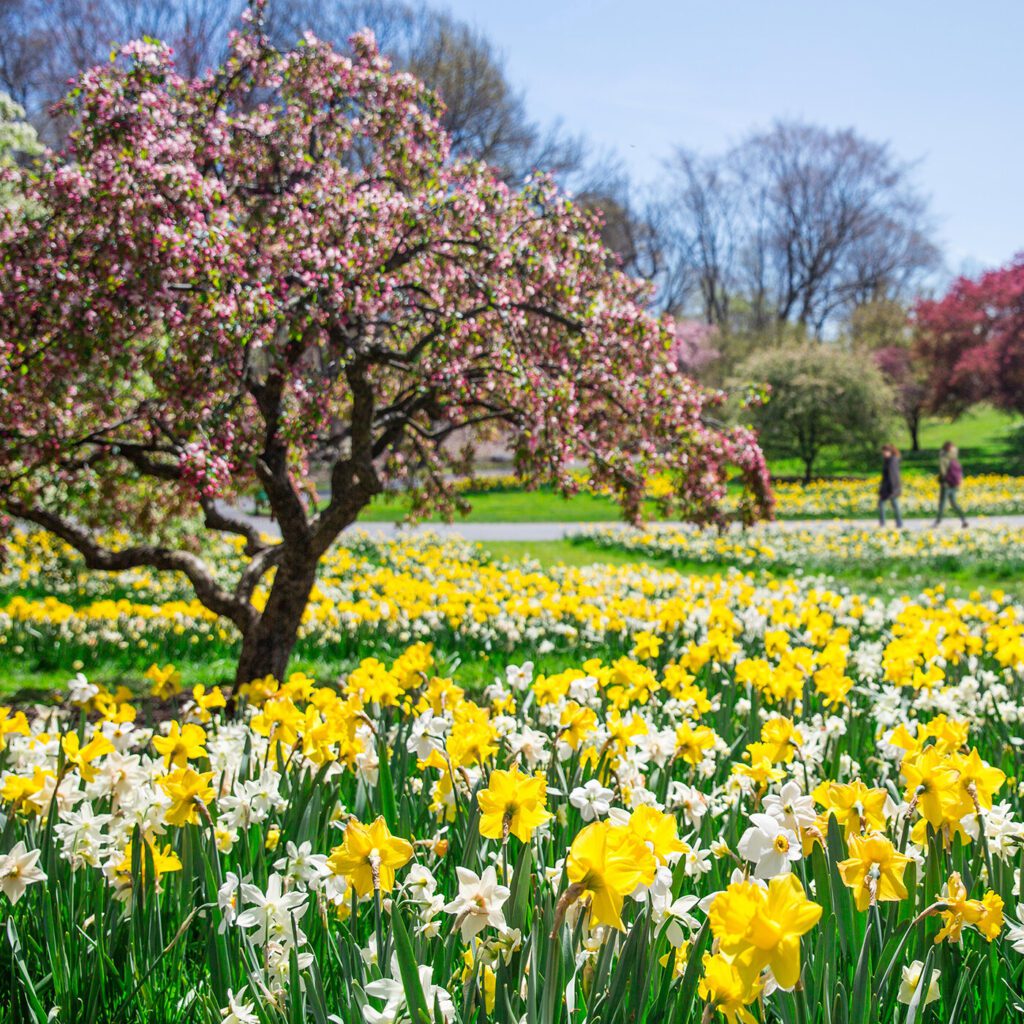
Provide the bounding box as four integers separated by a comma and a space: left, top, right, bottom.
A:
0, 8, 772, 682
914, 256, 1024, 418
666, 319, 720, 376
872, 345, 929, 451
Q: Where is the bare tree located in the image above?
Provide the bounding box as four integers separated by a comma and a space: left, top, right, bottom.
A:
0, 0, 242, 141
660, 121, 941, 338
3, 0, 584, 179
662, 148, 742, 326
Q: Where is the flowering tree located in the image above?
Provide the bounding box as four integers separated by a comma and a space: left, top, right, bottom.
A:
914, 257, 1024, 417
872, 345, 929, 451
0, 11, 771, 683
667, 319, 720, 377
733, 345, 894, 483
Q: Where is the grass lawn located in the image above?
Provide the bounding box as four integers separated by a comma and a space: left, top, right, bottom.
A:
768, 404, 1022, 479
362, 487, 631, 522
351, 407, 1023, 524
480, 539, 679, 569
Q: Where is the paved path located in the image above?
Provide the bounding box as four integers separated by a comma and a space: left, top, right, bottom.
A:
219, 503, 1024, 543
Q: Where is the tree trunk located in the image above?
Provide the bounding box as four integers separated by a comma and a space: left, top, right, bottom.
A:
235, 556, 318, 684
908, 414, 921, 452
803, 457, 814, 485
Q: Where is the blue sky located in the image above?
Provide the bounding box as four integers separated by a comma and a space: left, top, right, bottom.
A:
441, 0, 1023, 276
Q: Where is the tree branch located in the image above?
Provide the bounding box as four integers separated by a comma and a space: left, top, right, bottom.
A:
8, 502, 257, 633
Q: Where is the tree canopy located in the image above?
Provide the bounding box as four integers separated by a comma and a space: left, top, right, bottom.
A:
915, 256, 1024, 418
732, 345, 894, 483
0, 9, 771, 682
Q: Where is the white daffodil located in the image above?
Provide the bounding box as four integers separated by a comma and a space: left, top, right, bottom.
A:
406, 712, 449, 759
1006, 918, 1024, 954
569, 779, 614, 822
362, 957, 455, 1024
737, 813, 802, 878
897, 960, 940, 1008
667, 782, 709, 832
652, 891, 701, 948
762, 780, 817, 833
67, 672, 99, 706
220, 987, 260, 1024
506, 662, 534, 691
0, 841, 47, 904
273, 840, 331, 888
217, 871, 241, 931
235, 873, 308, 946
443, 865, 510, 942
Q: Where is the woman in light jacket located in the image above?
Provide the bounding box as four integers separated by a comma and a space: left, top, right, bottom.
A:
878, 444, 903, 528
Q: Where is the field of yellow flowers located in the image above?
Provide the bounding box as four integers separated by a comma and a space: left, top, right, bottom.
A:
1, 529, 1024, 1023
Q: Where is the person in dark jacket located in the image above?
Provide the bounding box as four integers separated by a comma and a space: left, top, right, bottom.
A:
878, 444, 903, 528
933, 441, 968, 528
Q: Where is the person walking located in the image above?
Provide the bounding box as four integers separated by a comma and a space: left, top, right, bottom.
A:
934, 441, 968, 527
878, 443, 903, 528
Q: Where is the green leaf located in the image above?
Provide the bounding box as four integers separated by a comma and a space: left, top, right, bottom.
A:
377, 737, 399, 828
391, 903, 431, 1024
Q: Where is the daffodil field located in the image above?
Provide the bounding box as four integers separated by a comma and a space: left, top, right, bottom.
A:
751, 475, 1024, 520
2, 528, 1024, 1023
439, 473, 1024, 521
577, 522, 1024, 579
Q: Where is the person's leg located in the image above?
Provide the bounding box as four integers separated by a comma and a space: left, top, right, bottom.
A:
878, 498, 886, 526
892, 497, 903, 528
935, 484, 947, 524
948, 487, 967, 525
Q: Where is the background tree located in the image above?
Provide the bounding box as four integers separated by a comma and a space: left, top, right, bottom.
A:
871, 345, 929, 452
0, 88, 39, 203
849, 298, 928, 451
660, 121, 941, 339
0, 0, 585, 180
732, 345, 894, 482
914, 256, 1024, 418
0, 13, 772, 684
0, 0, 242, 139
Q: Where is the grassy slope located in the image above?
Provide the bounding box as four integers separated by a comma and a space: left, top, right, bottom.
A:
769, 404, 1022, 478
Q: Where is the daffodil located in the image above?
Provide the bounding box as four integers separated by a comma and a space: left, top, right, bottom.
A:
708, 875, 822, 990
327, 816, 413, 897
564, 820, 657, 930
838, 832, 910, 911
697, 952, 762, 1024
477, 764, 552, 843
152, 721, 208, 768
159, 766, 216, 827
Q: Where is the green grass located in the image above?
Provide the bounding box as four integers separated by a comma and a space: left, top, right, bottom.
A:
348, 407, 1024, 524
361, 487, 630, 522
479, 539, 670, 568
766, 404, 1022, 479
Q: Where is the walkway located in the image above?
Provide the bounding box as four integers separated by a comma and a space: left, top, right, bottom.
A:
218, 503, 1024, 543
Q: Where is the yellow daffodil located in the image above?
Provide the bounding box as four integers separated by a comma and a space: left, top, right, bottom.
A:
838, 833, 910, 911
327, 816, 413, 897
477, 764, 552, 843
